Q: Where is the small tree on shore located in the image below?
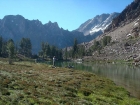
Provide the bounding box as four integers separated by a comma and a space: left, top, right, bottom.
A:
0, 36, 2, 57
64, 47, 68, 60
41, 42, 46, 59
72, 38, 78, 58
7, 39, 15, 64
19, 38, 32, 57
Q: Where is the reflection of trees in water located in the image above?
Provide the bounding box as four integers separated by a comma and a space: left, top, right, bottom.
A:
47, 61, 140, 99
91, 64, 140, 81
89, 63, 140, 99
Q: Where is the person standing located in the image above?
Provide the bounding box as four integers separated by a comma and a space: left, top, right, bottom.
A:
53, 56, 56, 66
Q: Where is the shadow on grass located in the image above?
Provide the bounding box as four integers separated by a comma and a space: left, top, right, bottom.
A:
12, 63, 32, 68
17, 64, 32, 68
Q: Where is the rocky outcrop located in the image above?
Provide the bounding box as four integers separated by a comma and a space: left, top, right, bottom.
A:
105, 0, 140, 33
86, 0, 140, 61
86, 16, 140, 61
77, 13, 119, 36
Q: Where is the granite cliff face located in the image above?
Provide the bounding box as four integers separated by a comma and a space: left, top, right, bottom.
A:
77, 13, 119, 36
0, 15, 95, 53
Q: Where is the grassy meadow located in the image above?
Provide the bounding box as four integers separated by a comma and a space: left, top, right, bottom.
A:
0, 59, 140, 105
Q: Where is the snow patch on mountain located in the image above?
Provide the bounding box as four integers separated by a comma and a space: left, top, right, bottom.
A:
77, 12, 120, 36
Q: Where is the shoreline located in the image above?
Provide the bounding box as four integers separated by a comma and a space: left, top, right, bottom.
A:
0, 60, 140, 104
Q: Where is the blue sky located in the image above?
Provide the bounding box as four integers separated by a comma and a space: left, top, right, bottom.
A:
0, 0, 133, 31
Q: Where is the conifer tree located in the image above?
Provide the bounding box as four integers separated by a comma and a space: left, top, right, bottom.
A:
7, 39, 15, 64
0, 36, 3, 57
20, 38, 32, 57
72, 38, 78, 58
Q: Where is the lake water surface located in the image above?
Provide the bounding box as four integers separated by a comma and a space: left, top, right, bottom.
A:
47, 61, 140, 99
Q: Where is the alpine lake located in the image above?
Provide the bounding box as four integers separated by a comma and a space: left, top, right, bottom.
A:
46, 61, 140, 100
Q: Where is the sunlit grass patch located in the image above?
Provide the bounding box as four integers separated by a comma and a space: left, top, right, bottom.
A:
0, 59, 140, 104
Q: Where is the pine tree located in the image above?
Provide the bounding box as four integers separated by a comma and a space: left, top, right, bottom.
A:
20, 38, 32, 57
46, 44, 51, 57
2, 40, 8, 57
72, 38, 78, 58
0, 36, 3, 57
102, 36, 111, 46
78, 45, 85, 58
41, 42, 46, 59
7, 39, 15, 64
64, 47, 68, 60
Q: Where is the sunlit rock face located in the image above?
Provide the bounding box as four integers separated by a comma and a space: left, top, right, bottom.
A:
77, 13, 119, 36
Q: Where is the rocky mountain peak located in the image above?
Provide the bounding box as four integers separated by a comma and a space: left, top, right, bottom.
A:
3, 15, 25, 22
77, 13, 119, 36
0, 15, 96, 53
45, 21, 59, 29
